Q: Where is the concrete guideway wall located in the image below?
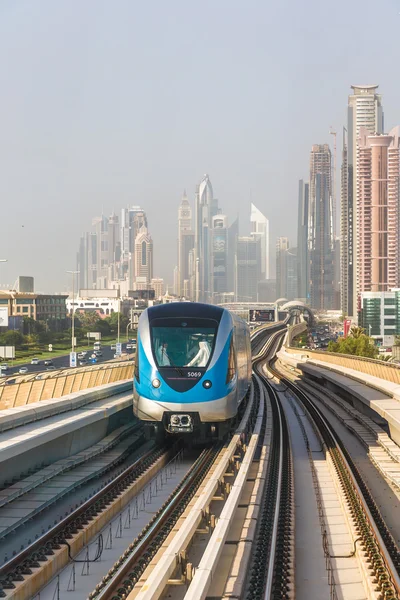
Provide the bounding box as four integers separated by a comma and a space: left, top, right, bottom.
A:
0, 362, 134, 410
285, 346, 400, 385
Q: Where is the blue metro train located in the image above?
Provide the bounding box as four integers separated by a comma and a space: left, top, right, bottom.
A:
133, 302, 252, 439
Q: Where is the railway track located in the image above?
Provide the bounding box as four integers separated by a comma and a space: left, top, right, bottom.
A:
10, 319, 389, 600
0, 440, 179, 599
0, 423, 145, 553
90, 327, 286, 600
245, 333, 294, 600
269, 335, 400, 599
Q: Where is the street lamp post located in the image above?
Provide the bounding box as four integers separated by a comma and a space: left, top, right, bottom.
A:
117, 287, 121, 346
126, 321, 133, 342
67, 270, 80, 358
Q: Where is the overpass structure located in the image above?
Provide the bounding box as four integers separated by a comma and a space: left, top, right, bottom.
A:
281, 300, 315, 323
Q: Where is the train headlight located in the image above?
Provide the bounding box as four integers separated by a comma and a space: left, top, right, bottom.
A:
203, 380, 212, 389
152, 378, 161, 388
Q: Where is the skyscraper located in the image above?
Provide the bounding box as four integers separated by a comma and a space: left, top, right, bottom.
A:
250, 203, 269, 280
177, 191, 194, 297
276, 237, 289, 299
227, 218, 239, 293
195, 174, 218, 302
297, 180, 309, 301
309, 144, 334, 310
356, 127, 400, 298
92, 215, 110, 289
210, 214, 228, 296
120, 206, 147, 288
235, 236, 261, 302
341, 85, 384, 317
134, 226, 153, 287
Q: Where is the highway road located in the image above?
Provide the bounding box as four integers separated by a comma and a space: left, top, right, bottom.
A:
0, 342, 133, 378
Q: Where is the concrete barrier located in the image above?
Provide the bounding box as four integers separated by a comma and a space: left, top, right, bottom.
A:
0, 362, 134, 410
285, 346, 400, 385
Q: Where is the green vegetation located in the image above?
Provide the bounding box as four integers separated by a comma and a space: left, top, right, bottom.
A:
292, 332, 308, 348
0, 313, 136, 365
327, 326, 378, 359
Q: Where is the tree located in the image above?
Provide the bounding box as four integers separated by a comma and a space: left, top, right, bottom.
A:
327, 333, 378, 359
349, 326, 365, 339
0, 330, 25, 348
23, 317, 45, 335
104, 312, 129, 335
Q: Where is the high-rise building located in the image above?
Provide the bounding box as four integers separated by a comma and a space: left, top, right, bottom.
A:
211, 214, 229, 297
121, 206, 147, 288
134, 226, 153, 287
107, 213, 120, 284
276, 237, 289, 299
235, 236, 261, 302
195, 174, 219, 302
286, 248, 298, 301
92, 215, 109, 289
177, 191, 194, 297
151, 278, 165, 300
341, 85, 384, 317
227, 218, 239, 293
356, 127, 400, 299
18, 276, 34, 293
250, 203, 269, 280
309, 144, 334, 310
297, 180, 309, 301
358, 289, 400, 346
257, 279, 276, 302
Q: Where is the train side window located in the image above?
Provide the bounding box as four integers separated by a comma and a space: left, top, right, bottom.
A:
226, 336, 236, 383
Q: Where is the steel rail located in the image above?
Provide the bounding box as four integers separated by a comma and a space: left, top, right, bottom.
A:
271, 349, 400, 599
262, 381, 283, 600
183, 377, 266, 600
90, 446, 219, 599
244, 328, 293, 600
0, 442, 169, 591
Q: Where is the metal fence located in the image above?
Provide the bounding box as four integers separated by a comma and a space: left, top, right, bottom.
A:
286, 347, 400, 385
0, 362, 134, 410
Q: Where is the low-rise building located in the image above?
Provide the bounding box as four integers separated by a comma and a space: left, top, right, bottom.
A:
358, 289, 400, 346
0, 292, 68, 328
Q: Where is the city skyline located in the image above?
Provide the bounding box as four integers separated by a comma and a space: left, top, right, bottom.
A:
2, 1, 399, 292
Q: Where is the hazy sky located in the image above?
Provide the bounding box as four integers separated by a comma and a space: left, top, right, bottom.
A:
1, 0, 399, 292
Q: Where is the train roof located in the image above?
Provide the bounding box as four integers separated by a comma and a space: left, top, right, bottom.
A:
147, 302, 225, 321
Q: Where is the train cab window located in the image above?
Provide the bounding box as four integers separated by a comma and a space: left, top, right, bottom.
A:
150, 317, 218, 368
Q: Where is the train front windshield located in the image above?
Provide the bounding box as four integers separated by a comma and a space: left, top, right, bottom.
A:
150, 317, 218, 368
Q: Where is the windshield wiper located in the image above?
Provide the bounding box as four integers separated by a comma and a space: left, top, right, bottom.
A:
167, 356, 185, 377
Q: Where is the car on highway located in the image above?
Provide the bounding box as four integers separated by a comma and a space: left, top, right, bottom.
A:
31, 358, 41, 365
79, 359, 88, 366
0, 364, 9, 371
46, 366, 56, 371
19, 367, 29, 374
94, 350, 102, 356
77, 352, 86, 359
110, 345, 116, 350
126, 344, 133, 350
44, 359, 53, 366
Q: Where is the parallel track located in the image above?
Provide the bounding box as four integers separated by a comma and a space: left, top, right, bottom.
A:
245, 330, 294, 600
0, 441, 173, 596
269, 334, 400, 599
